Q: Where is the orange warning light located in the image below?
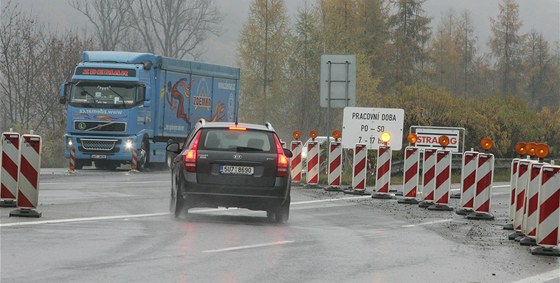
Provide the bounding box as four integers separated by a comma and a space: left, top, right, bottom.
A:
526, 142, 537, 157
309, 129, 319, 140
515, 142, 527, 156
480, 137, 493, 151
407, 133, 418, 145
332, 130, 341, 141
293, 131, 301, 140
438, 135, 450, 147
535, 143, 549, 159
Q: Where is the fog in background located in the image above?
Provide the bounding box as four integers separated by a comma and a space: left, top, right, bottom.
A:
7, 0, 560, 66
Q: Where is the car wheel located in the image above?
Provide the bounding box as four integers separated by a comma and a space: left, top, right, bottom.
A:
274, 196, 290, 224
172, 181, 187, 218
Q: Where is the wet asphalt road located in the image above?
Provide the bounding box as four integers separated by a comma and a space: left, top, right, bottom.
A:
1, 167, 559, 283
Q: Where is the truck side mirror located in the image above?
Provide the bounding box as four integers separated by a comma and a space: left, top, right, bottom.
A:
59, 82, 70, 104
143, 86, 151, 107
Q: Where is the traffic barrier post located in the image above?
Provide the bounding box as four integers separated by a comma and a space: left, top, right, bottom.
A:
325, 141, 343, 191
344, 143, 370, 195
372, 145, 393, 199
67, 146, 77, 174
504, 159, 520, 230
10, 134, 42, 218
456, 151, 479, 215
419, 148, 438, 208
130, 148, 139, 173
305, 140, 320, 187
520, 163, 546, 246
398, 146, 420, 204
466, 152, 495, 220
428, 149, 453, 211
290, 140, 303, 183
530, 165, 560, 256
509, 160, 534, 240
0, 132, 20, 208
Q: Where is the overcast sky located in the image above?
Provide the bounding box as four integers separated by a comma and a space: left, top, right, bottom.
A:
7, 0, 560, 66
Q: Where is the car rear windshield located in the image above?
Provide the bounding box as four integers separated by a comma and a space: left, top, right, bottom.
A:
199, 128, 275, 153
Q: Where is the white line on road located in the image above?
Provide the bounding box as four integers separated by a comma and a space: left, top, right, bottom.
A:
402, 219, 454, 228
202, 240, 294, 253
513, 269, 560, 283
0, 197, 369, 228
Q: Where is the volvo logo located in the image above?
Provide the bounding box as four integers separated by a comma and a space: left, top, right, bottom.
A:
233, 154, 242, 160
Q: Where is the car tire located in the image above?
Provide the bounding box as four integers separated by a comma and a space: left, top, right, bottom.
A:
171, 181, 186, 218
274, 196, 290, 224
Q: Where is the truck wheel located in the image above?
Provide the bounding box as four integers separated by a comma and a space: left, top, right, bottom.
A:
138, 138, 150, 171
75, 160, 84, 170
166, 152, 176, 169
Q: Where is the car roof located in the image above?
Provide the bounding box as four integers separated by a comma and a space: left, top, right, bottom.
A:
195, 120, 275, 132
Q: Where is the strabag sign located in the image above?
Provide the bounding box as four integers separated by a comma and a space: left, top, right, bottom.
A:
342, 107, 404, 150
414, 127, 461, 153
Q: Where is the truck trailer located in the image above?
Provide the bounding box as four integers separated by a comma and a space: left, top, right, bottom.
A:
59, 51, 240, 170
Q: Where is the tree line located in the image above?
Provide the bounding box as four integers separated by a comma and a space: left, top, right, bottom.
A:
238, 0, 560, 158
0, 0, 558, 167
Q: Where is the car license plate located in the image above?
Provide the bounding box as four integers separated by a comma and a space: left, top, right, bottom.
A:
220, 165, 254, 175
91, 154, 107, 159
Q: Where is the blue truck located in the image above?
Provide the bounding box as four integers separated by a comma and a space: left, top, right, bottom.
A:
59, 51, 240, 170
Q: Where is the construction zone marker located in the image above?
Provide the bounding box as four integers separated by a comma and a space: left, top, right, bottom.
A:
10, 134, 42, 218
456, 151, 479, 215
0, 132, 20, 207
345, 143, 370, 195
530, 165, 560, 256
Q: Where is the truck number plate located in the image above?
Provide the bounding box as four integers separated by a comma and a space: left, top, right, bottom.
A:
220, 165, 254, 175
91, 154, 107, 159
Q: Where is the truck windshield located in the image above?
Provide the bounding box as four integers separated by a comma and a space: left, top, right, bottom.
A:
69, 82, 140, 108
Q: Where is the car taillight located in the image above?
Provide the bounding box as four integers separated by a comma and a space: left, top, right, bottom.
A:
183, 131, 202, 172
274, 134, 289, 177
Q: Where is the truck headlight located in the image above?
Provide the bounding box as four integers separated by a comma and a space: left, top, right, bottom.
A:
125, 139, 133, 149
67, 137, 73, 147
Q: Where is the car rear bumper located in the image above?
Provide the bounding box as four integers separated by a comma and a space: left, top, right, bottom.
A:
181, 172, 290, 211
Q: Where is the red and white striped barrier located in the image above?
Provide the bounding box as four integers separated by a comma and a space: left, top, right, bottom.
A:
467, 152, 495, 220
530, 165, 560, 256
306, 141, 319, 186
10, 134, 42, 218
68, 146, 77, 174
504, 158, 520, 230
290, 141, 303, 183
281, 140, 286, 148
130, 148, 139, 172
428, 149, 453, 211
398, 146, 420, 204
510, 160, 534, 240
0, 132, 20, 207
326, 141, 342, 190
346, 143, 367, 194
419, 148, 438, 208
520, 162, 546, 245
456, 151, 479, 215
372, 145, 392, 199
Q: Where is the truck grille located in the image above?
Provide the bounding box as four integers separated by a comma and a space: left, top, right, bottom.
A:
74, 121, 126, 132
79, 138, 119, 151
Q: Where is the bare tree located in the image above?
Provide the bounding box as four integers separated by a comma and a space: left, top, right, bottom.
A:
126, 0, 223, 59
70, 0, 130, 51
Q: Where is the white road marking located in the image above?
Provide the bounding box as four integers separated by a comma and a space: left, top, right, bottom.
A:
513, 269, 560, 283
0, 197, 368, 228
402, 219, 454, 228
202, 240, 294, 253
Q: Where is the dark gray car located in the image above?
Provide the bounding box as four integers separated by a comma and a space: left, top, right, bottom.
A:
167, 120, 292, 223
